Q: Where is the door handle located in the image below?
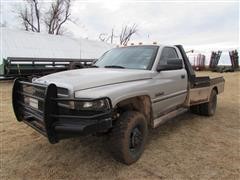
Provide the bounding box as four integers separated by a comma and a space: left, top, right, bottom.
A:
181, 75, 185, 79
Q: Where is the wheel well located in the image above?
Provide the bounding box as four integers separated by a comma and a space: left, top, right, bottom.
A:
115, 96, 152, 125
213, 86, 218, 94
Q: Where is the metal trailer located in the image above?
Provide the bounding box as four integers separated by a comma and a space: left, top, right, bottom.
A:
0, 57, 94, 80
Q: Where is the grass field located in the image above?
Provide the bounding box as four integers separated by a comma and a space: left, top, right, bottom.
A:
1, 71, 240, 180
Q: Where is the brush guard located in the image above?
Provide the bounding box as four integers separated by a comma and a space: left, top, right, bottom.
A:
12, 78, 113, 144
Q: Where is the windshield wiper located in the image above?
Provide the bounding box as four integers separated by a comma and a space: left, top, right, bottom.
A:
104, 65, 125, 69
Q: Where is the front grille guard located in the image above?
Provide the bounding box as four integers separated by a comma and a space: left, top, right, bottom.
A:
12, 78, 113, 144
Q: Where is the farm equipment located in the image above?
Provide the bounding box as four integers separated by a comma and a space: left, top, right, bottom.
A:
0, 57, 94, 80
209, 51, 222, 71
193, 54, 205, 71
209, 50, 239, 73
229, 50, 239, 70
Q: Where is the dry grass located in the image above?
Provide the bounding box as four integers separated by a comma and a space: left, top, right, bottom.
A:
1, 71, 240, 180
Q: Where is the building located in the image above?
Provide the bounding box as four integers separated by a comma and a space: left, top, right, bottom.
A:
0, 28, 115, 76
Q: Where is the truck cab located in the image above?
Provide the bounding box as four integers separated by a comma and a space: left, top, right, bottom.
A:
12, 44, 224, 165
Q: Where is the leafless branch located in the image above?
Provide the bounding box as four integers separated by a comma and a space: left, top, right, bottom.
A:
17, 0, 40, 32
99, 28, 118, 43
33, 0, 40, 32
16, 0, 71, 35
45, 0, 71, 35
99, 33, 111, 42
119, 24, 138, 45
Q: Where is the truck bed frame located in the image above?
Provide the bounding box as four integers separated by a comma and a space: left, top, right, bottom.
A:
176, 45, 225, 106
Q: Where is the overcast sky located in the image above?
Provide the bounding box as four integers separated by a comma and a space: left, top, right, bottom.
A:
0, 0, 239, 64
71, 1, 239, 50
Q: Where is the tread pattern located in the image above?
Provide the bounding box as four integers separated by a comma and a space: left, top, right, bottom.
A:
200, 90, 217, 116
190, 89, 217, 116
109, 111, 148, 165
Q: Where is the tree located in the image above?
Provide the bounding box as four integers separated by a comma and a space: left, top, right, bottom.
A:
99, 29, 116, 43
18, 0, 40, 32
17, 0, 72, 35
99, 33, 110, 42
119, 24, 137, 46
45, 0, 71, 35
99, 26, 137, 45
110, 28, 115, 44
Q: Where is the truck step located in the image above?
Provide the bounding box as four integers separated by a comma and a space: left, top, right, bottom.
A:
153, 108, 188, 128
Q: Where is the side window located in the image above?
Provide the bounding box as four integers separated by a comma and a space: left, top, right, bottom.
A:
159, 47, 179, 65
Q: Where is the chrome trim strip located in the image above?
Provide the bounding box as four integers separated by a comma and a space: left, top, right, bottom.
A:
152, 90, 187, 103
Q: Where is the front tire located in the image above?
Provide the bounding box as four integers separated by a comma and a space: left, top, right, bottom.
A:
109, 111, 148, 165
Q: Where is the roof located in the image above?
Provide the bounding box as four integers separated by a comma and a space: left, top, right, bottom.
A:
0, 28, 115, 62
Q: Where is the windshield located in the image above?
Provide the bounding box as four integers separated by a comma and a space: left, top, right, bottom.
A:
95, 46, 159, 70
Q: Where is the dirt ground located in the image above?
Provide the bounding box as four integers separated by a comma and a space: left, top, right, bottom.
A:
0, 71, 239, 180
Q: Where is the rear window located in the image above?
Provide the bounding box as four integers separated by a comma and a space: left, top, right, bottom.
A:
159, 47, 179, 65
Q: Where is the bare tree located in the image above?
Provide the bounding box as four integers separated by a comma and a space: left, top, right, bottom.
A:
33, 0, 40, 32
98, 28, 118, 44
18, 0, 40, 32
45, 0, 71, 35
110, 28, 115, 44
119, 24, 137, 46
99, 33, 110, 42
16, 0, 72, 35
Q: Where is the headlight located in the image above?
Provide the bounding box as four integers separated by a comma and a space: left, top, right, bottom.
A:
74, 98, 111, 111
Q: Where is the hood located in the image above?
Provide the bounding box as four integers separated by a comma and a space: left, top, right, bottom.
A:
34, 68, 154, 92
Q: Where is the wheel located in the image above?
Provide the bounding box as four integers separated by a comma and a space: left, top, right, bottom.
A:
109, 111, 148, 165
190, 104, 200, 114
199, 89, 217, 116
69, 62, 84, 69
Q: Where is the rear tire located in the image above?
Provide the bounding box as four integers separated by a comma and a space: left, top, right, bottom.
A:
109, 111, 148, 165
199, 89, 217, 116
190, 105, 200, 114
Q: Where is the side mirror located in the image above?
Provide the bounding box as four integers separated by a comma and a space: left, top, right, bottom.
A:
157, 59, 183, 71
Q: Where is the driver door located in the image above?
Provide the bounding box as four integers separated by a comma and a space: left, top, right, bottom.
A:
152, 47, 188, 117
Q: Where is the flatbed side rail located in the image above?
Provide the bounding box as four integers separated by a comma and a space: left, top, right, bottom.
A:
188, 76, 225, 106
12, 78, 113, 144
210, 76, 225, 86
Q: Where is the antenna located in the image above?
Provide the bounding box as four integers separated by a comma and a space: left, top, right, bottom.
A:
79, 39, 82, 59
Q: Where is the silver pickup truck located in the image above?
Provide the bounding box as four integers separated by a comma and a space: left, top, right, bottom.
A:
12, 45, 224, 164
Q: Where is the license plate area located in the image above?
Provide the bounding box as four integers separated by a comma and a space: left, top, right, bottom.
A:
29, 98, 38, 109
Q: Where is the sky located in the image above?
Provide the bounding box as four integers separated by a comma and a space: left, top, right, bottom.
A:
0, 0, 239, 64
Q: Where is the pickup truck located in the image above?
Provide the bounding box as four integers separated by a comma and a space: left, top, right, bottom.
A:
12, 45, 225, 165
